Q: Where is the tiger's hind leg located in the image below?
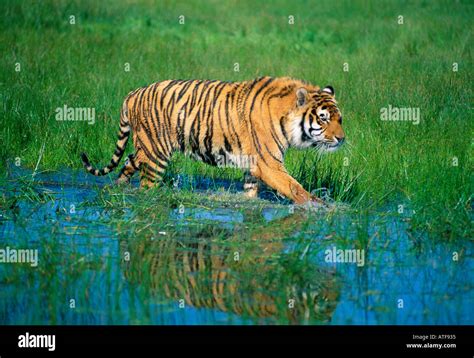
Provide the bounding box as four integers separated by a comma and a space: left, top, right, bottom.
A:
139, 154, 170, 189
116, 154, 139, 185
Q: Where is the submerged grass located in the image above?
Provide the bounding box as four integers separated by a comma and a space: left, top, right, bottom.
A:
0, 0, 472, 239
2, 179, 471, 324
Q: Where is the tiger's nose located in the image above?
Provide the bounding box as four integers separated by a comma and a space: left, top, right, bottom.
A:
335, 136, 345, 144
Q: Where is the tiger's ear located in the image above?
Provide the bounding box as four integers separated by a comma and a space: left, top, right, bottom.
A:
322, 85, 335, 96
296, 88, 308, 107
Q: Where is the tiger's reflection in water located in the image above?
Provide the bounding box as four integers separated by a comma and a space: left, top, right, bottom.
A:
119, 210, 340, 324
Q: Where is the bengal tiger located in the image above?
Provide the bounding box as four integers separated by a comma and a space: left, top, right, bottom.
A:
81, 77, 345, 204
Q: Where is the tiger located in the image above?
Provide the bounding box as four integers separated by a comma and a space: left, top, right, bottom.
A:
81, 77, 345, 204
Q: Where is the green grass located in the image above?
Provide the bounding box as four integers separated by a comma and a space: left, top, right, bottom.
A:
0, 0, 472, 239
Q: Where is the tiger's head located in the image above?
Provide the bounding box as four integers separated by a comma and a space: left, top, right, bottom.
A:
288, 85, 345, 152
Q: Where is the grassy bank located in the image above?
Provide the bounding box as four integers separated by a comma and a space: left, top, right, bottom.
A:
0, 0, 472, 238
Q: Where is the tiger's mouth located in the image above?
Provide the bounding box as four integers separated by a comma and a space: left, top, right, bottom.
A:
312, 141, 344, 152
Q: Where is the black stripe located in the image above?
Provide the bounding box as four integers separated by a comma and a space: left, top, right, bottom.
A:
141, 83, 171, 161
149, 83, 172, 157
117, 131, 130, 140
142, 162, 164, 176
159, 80, 180, 109
141, 169, 160, 183
177, 104, 186, 151
161, 89, 176, 153
136, 137, 169, 163
225, 92, 242, 150
195, 82, 217, 156
223, 135, 233, 153
246, 78, 275, 165
189, 80, 203, 109
300, 113, 311, 141
279, 117, 289, 142
133, 87, 147, 120
128, 154, 139, 170
248, 77, 274, 113
264, 143, 283, 163
176, 80, 194, 102
263, 85, 286, 152
203, 82, 221, 164
268, 86, 293, 100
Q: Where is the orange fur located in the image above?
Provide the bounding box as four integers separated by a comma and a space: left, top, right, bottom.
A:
81, 77, 345, 204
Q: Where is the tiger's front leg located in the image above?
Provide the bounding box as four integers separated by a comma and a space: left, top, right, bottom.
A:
252, 161, 324, 205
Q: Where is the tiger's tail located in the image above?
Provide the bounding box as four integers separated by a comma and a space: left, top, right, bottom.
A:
81, 102, 131, 176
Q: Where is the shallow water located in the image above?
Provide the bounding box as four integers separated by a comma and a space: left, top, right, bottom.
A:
0, 169, 472, 325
